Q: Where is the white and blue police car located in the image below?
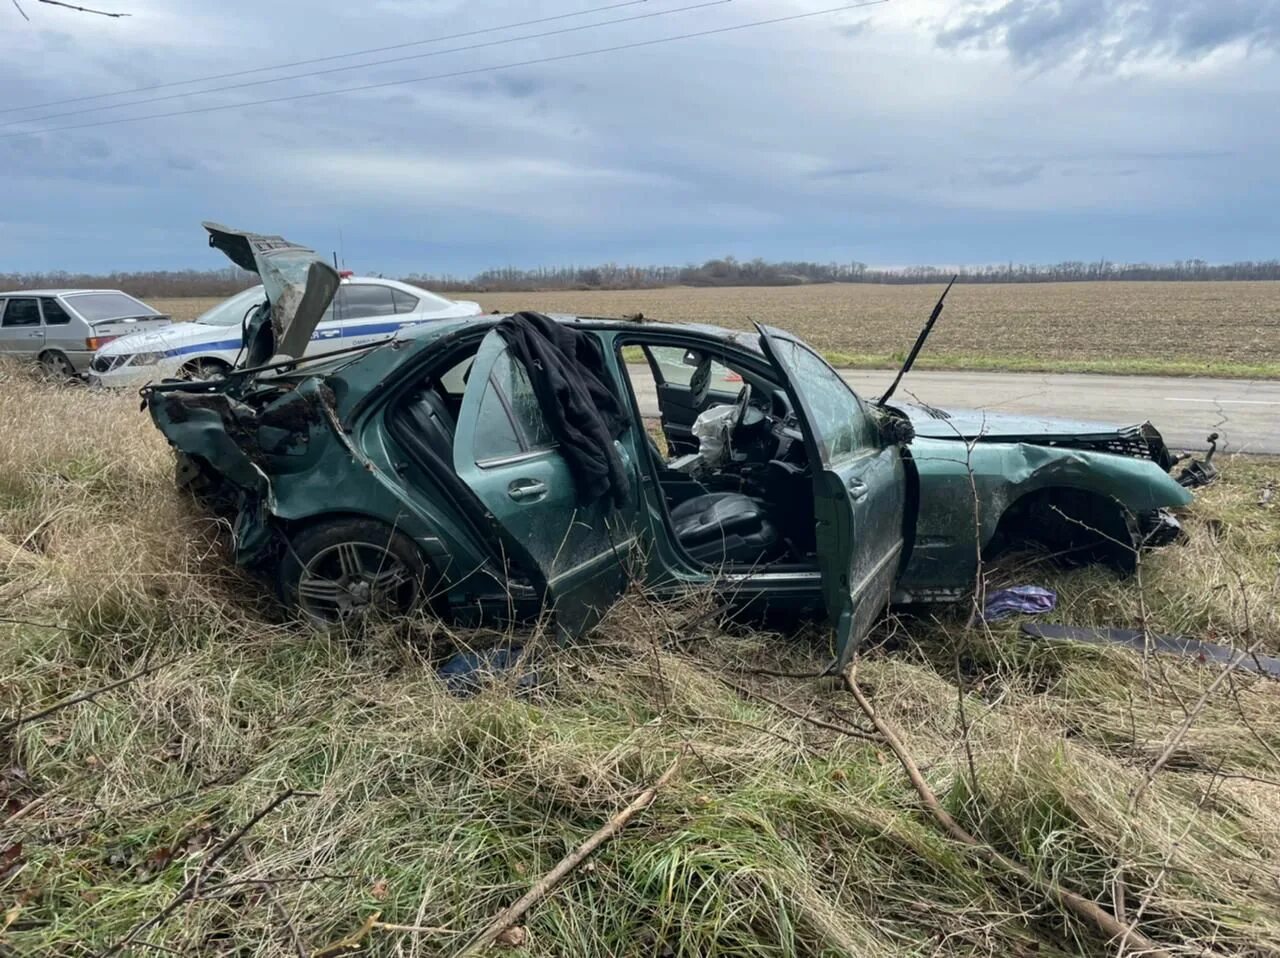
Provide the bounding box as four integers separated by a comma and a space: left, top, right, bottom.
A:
89, 275, 482, 387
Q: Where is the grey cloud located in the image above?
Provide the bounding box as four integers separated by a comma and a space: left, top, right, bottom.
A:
813, 162, 891, 179
837, 18, 872, 38
938, 0, 1280, 69
955, 162, 1045, 188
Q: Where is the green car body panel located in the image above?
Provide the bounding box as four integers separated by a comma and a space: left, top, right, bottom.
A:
900, 436, 1191, 598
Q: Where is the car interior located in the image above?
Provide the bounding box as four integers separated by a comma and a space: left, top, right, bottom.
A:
622, 342, 818, 570
387, 335, 818, 572
390, 351, 475, 468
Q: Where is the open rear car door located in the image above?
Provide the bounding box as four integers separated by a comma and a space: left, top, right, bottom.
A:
452, 329, 640, 637
757, 324, 906, 670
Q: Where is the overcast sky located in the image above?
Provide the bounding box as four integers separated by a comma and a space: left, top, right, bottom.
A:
1, 0, 1276, 275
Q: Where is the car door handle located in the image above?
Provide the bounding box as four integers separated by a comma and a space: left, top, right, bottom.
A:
847, 478, 868, 500
508, 478, 548, 502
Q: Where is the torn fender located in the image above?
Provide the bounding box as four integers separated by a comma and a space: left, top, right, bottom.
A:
147, 390, 272, 497
147, 389, 281, 564
897, 438, 1192, 595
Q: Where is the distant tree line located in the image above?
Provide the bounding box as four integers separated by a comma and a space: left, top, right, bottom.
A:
411, 257, 1280, 291
4, 257, 1280, 298
0, 267, 258, 299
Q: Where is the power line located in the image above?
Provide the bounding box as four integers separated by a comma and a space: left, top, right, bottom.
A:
1, 0, 888, 140
2, 0, 733, 128
0, 0, 650, 115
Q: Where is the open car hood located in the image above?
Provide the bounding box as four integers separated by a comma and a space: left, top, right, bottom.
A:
899, 404, 1177, 470
202, 222, 340, 362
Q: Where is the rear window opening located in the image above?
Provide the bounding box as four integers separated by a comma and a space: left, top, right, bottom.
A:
63, 292, 160, 322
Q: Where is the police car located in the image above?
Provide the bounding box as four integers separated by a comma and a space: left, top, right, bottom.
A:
89, 275, 482, 387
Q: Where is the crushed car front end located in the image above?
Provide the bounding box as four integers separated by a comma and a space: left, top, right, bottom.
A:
891, 405, 1200, 601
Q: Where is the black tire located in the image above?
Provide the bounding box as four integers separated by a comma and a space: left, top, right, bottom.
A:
180, 359, 230, 381
989, 488, 1136, 572
279, 519, 430, 624
39, 351, 77, 380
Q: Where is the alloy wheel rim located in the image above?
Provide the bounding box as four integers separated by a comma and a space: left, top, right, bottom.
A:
296, 541, 416, 621
43, 354, 73, 378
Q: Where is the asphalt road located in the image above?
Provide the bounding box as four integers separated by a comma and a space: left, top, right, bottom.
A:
628, 366, 1280, 455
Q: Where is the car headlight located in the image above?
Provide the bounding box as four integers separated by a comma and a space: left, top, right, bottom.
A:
126, 352, 165, 366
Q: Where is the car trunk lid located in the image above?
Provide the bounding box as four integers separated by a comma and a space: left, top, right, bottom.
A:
86, 314, 172, 349
202, 222, 340, 365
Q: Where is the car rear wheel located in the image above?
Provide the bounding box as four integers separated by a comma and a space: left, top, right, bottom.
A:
39, 351, 77, 380
279, 519, 430, 624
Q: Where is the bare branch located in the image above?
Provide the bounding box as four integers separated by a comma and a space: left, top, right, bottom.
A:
38, 0, 130, 15
11, 0, 30, 21
841, 665, 1173, 957
453, 750, 685, 957
1, 657, 178, 735
99, 788, 308, 957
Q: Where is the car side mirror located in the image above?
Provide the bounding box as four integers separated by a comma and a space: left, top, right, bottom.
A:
682, 349, 705, 367
872, 408, 915, 447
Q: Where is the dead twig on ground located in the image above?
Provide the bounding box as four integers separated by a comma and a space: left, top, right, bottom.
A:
99, 788, 311, 957
311, 911, 381, 958
451, 749, 685, 958
713, 674, 879, 742
840, 665, 1172, 958
1, 658, 178, 735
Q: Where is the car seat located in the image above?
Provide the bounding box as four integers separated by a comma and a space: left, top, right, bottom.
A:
669, 491, 779, 566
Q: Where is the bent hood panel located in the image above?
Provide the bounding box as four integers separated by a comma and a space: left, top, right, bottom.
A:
202, 222, 340, 360
903, 404, 1143, 442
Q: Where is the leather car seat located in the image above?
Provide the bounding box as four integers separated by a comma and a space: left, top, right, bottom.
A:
402, 387, 456, 460
669, 491, 779, 565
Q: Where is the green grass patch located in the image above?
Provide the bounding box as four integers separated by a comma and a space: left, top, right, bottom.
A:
821, 351, 1280, 378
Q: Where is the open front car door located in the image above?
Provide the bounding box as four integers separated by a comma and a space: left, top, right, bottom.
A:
757, 324, 906, 670
452, 329, 640, 637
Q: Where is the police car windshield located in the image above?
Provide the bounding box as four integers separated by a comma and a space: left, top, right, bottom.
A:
196, 287, 267, 327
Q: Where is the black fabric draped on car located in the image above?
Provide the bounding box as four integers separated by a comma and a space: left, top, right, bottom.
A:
494, 311, 631, 508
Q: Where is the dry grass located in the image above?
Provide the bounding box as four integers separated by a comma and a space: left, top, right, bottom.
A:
2, 367, 1279, 956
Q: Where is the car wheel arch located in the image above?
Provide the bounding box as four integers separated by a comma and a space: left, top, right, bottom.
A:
278, 510, 446, 570
180, 356, 232, 378
986, 485, 1137, 570
276, 513, 448, 620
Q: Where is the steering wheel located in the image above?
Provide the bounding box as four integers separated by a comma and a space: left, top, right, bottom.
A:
732, 382, 753, 430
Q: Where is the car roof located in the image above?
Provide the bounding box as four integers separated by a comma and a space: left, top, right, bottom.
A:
223, 276, 466, 299
395, 312, 761, 352
0, 288, 131, 297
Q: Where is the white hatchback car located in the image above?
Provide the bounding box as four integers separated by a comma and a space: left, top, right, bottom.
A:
89, 277, 482, 387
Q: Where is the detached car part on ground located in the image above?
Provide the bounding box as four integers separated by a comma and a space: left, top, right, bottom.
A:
143, 224, 1204, 668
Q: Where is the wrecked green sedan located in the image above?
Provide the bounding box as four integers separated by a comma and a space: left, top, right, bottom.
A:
144, 226, 1199, 667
